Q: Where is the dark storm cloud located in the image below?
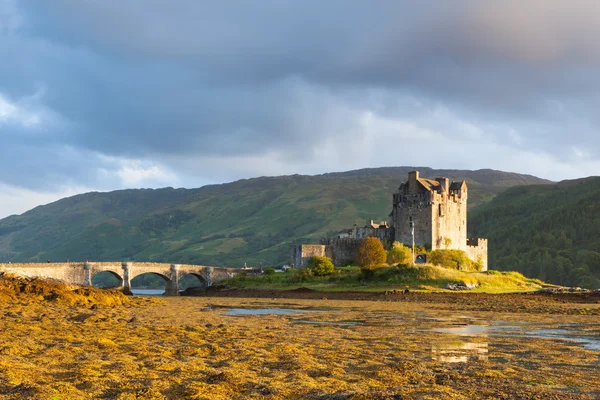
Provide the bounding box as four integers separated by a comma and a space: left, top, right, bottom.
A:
1, 0, 600, 216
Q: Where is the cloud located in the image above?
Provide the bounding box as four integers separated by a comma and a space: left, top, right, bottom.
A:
0, 89, 54, 127
0, 183, 91, 218
1, 0, 600, 217
113, 159, 179, 187
0, 93, 40, 127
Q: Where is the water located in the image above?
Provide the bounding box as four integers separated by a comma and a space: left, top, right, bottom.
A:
525, 328, 600, 351
131, 288, 164, 296
431, 323, 600, 352
293, 319, 362, 326
224, 308, 313, 316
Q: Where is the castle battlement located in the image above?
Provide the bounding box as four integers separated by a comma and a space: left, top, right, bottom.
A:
467, 238, 488, 247
465, 238, 488, 270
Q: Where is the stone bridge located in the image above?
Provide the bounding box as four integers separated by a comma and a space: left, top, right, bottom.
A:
0, 262, 241, 295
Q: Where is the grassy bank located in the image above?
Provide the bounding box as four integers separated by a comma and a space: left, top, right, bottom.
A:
223, 264, 548, 293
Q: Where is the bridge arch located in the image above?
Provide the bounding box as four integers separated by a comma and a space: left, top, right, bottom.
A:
91, 271, 123, 288
129, 270, 172, 283
178, 272, 208, 290
129, 272, 172, 295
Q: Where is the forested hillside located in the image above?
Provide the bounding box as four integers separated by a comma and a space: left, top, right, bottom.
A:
470, 177, 600, 288
0, 167, 548, 267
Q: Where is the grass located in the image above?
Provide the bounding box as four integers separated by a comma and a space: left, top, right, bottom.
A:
222, 264, 548, 293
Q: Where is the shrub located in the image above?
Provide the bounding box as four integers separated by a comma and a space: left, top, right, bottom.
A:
263, 268, 276, 275
360, 267, 376, 280
292, 267, 314, 282
308, 256, 335, 276
430, 249, 483, 271
485, 270, 501, 275
386, 242, 412, 265
382, 237, 393, 250
356, 237, 386, 270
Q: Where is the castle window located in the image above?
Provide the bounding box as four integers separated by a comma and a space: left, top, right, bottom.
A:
439, 204, 444, 217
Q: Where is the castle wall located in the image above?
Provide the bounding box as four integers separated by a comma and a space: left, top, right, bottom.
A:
393, 196, 434, 248
465, 238, 488, 271
291, 240, 362, 267
322, 238, 361, 266
291, 244, 327, 267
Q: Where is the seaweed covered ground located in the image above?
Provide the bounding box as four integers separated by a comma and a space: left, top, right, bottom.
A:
0, 275, 599, 399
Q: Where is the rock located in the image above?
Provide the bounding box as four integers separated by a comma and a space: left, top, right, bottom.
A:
445, 282, 478, 291
179, 286, 207, 296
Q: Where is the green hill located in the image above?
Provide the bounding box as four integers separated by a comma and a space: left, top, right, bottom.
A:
469, 177, 600, 289
0, 167, 550, 267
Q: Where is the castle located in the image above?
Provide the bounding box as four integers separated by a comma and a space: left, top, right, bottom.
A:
292, 170, 488, 270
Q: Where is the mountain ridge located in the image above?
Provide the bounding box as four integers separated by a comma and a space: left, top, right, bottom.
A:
0, 166, 552, 267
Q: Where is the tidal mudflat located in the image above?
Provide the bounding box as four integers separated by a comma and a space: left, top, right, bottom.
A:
0, 282, 599, 399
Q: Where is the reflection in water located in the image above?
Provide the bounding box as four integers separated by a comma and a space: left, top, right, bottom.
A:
430, 323, 600, 356
432, 325, 521, 335
432, 342, 489, 363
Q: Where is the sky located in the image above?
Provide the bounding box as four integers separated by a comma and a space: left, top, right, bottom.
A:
1, 0, 600, 218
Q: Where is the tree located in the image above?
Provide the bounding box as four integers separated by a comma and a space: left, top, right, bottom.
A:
386, 242, 412, 265
356, 237, 386, 270
308, 256, 335, 276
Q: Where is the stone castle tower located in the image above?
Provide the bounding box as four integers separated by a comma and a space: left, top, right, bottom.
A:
391, 171, 487, 268
392, 171, 467, 250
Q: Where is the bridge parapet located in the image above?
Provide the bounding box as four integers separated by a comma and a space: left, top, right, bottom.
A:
0, 262, 86, 268
0, 263, 86, 285
0, 262, 242, 295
